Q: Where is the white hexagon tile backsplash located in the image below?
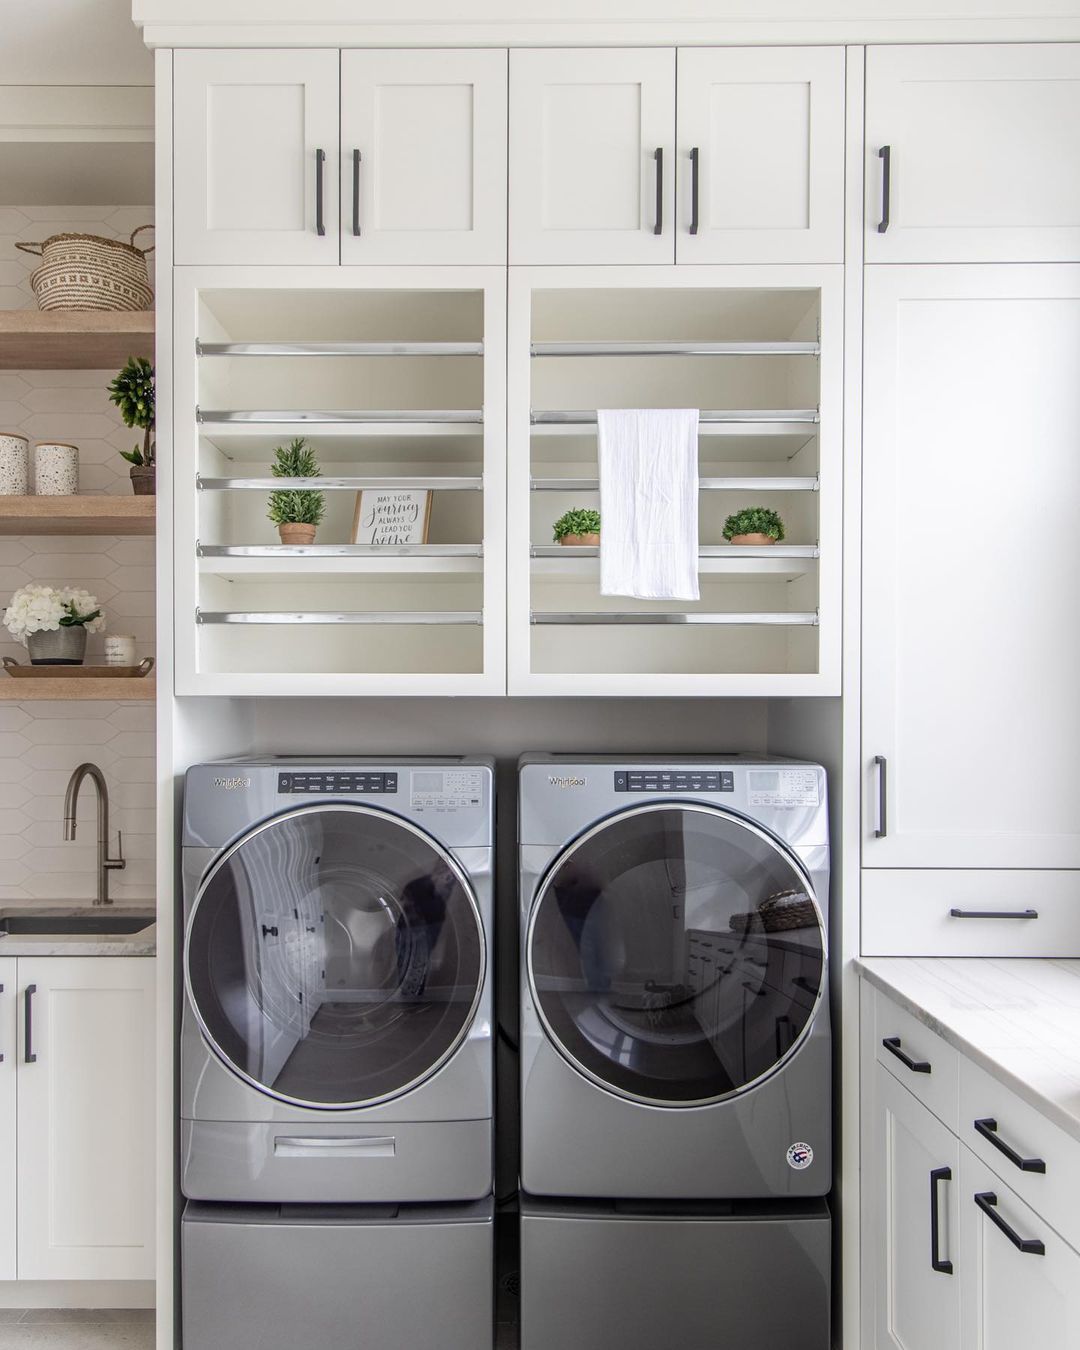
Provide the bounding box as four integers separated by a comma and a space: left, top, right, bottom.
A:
0, 206, 156, 907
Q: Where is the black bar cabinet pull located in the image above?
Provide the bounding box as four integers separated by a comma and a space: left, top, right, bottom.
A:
974, 1192, 1045, 1256
882, 1036, 931, 1075
261, 924, 279, 939
689, 147, 700, 235
315, 148, 326, 237
873, 755, 887, 837
24, 984, 36, 1064
973, 1118, 1046, 1174
949, 908, 1038, 920
352, 149, 362, 237
878, 145, 891, 233
930, 1166, 953, 1274
654, 147, 664, 235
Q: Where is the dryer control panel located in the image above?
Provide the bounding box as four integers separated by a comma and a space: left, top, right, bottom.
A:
277, 771, 398, 794
614, 770, 734, 793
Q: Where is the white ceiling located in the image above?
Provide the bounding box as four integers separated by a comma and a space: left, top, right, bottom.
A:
0, 0, 152, 85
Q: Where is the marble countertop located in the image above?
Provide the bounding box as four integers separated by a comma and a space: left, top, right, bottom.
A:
857, 957, 1080, 1145
0, 906, 156, 957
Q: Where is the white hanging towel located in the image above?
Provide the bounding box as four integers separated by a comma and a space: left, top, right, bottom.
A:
598, 408, 700, 601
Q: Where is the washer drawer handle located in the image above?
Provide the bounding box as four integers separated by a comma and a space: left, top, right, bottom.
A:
882, 1035, 931, 1074
973, 1118, 1046, 1174
274, 1136, 396, 1158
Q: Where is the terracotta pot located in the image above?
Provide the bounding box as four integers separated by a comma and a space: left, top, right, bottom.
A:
559, 532, 600, 546
27, 625, 87, 665
130, 464, 155, 496
278, 522, 317, 546
727, 532, 777, 546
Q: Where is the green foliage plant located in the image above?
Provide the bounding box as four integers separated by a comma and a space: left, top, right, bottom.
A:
722, 506, 785, 542
108, 355, 155, 467
266, 438, 326, 527
553, 507, 602, 541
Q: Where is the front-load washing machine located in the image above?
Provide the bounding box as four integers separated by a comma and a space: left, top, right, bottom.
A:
180, 757, 494, 1204
518, 754, 831, 1200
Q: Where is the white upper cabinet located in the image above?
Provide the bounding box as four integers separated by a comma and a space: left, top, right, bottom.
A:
0, 965, 14, 1283
509, 48, 676, 265
676, 47, 845, 264
340, 49, 507, 265
174, 49, 340, 265
862, 265, 1080, 872
866, 45, 1080, 263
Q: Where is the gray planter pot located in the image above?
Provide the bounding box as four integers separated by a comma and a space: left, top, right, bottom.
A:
130, 464, 155, 496
27, 625, 87, 665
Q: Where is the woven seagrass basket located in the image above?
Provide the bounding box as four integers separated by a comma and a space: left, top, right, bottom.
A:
16, 226, 154, 312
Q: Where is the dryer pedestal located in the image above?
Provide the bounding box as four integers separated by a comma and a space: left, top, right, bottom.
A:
182, 1197, 493, 1350
520, 1194, 830, 1350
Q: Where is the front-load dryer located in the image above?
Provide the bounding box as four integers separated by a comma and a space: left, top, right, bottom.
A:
519, 755, 831, 1200
180, 757, 494, 1204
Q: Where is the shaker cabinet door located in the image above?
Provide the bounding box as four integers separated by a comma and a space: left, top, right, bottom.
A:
866, 44, 1080, 262
0, 964, 15, 1282
862, 265, 1080, 871
174, 48, 340, 265
509, 48, 676, 265
676, 46, 845, 264
340, 49, 507, 265
16, 958, 155, 1280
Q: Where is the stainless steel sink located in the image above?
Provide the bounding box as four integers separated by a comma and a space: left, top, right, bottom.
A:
0, 909, 155, 937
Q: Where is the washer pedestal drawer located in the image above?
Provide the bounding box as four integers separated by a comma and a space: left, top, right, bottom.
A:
520, 1194, 830, 1350
182, 1197, 493, 1350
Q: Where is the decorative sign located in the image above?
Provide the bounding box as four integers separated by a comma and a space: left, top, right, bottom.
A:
351, 489, 432, 546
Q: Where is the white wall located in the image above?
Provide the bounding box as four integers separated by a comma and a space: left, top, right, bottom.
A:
0, 1, 152, 85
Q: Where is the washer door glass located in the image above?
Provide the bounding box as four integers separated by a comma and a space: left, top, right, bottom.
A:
186, 804, 485, 1108
527, 803, 825, 1106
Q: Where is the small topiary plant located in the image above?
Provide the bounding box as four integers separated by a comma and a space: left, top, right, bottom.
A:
553, 508, 601, 542
108, 355, 155, 467
267, 437, 326, 527
722, 506, 785, 543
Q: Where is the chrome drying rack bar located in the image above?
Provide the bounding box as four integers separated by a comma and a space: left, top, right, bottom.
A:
530, 476, 818, 492
197, 341, 483, 357
196, 609, 483, 626
529, 612, 819, 626
530, 409, 818, 427
197, 408, 484, 425
197, 475, 482, 491
529, 341, 819, 357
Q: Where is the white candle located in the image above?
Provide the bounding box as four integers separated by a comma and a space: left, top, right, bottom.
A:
34, 442, 79, 495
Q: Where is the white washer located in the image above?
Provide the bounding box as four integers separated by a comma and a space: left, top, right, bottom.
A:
180, 757, 493, 1204
519, 754, 831, 1200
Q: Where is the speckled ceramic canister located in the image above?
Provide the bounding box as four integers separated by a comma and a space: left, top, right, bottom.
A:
34, 441, 79, 495
0, 433, 29, 495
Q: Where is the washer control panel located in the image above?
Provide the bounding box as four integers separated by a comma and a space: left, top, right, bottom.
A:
411, 769, 485, 813
277, 771, 398, 794
614, 770, 734, 793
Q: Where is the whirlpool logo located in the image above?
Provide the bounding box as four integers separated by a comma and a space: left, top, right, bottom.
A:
549, 775, 587, 788
212, 776, 251, 790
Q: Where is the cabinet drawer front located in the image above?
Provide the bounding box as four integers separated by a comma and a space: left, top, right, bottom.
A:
873, 988, 958, 1132
866, 44, 1080, 262
960, 1058, 1080, 1254
863, 871, 1080, 957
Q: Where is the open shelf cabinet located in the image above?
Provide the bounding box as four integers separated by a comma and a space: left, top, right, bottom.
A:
173, 267, 506, 694
0, 310, 154, 370
0, 495, 155, 536
507, 266, 843, 695
0, 677, 155, 701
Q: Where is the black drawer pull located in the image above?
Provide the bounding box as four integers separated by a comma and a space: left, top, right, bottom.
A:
874, 755, 887, 837
882, 1035, 931, 1074
315, 148, 326, 237
949, 908, 1038, 920
352, 149, 362, 237
689, 146, 700, 235
974, 1191, 1045, 1256
877, 145, 891, 233
653, 147, 664, 236
261, 924, 279, 939
930, 1166, 953, 1274
24, 984, 36, 1064
973, 1118, 1046, 1174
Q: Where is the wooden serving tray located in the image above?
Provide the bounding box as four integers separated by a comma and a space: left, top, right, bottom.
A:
3, 657, 154, 679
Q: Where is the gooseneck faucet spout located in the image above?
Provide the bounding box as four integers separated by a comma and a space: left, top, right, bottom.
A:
63, 763, 125, 906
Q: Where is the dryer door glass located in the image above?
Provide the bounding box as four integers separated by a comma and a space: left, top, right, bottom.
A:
528, 803, 824, 1106
186, 804, 485, 1108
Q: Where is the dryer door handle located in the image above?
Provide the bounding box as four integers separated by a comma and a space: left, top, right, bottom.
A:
274, 1136, 396, 1158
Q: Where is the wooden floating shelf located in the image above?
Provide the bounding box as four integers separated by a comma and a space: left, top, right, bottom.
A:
0, 310, 154, 370
0, 677, 155, 701
0, 495, 155, 536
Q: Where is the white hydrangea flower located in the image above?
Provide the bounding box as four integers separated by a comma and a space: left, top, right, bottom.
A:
3, 584, 105, 646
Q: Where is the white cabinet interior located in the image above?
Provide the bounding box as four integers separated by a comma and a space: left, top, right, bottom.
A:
174, 268, 507, 695
174, 49, 340, 265
675, 46, 845, 264
507, 265, 842, 695
866, 44, 1080, 263
339, 49, 507, 265
14, 959, 155, 1282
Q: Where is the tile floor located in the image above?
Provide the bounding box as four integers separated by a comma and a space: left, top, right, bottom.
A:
0, 1311, 154, 1349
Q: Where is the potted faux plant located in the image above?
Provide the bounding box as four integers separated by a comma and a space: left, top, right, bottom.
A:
553, 508, 601, 547
267, 437, 326, 545
722, 506, 785, 546
3, 585, 105, 665
108, 355, 155, 495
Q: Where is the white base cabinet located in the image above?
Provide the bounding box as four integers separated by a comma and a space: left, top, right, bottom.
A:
7, 958, 155, 1282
